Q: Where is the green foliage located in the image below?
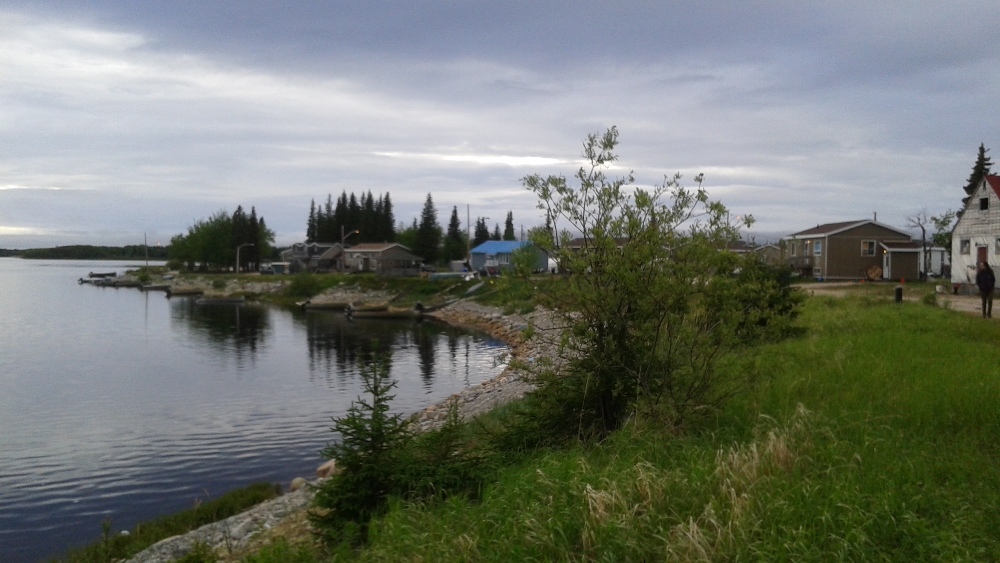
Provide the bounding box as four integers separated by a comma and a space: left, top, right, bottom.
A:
473, 217, 491, 247
516, 127, 794, 439
55, 483, 280, 562
314, 298, 1000, 561
414, 193, 442, 264
963, 143, 993, 196
503, 210, 516, 240
443, 206, 467, 261
931, 209, 956, 258
286, 273, 324, 299
311, 353, 413, 545
169, 207, 274, 272
309, 191, 395, 244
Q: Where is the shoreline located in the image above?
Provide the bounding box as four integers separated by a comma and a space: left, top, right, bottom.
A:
126, 298, 553, 562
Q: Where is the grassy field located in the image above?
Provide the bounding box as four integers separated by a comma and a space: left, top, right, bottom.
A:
243, 290, 1000, 561
58, 281, 1000, 561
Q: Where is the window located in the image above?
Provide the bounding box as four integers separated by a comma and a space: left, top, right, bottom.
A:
861, 240, 875, 256
996, 238, 1000, 254
814, 241, 823, 256
813, 267, 822, 277
961, 239, 971, 255
982, 198, 990, 211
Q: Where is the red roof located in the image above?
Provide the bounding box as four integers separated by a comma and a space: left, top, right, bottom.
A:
985, 175, 1000, 198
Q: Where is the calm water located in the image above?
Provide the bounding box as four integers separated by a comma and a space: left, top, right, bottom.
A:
0, 259, 507, 562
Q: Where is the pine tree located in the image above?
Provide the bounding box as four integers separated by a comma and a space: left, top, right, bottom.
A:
311, 353, 412, 545
964, 143, 994, 199
473, 217, 490, 246
307, 199, 318, 243
380, 193, 396, 242
444, 206, 465, 261
503, 211, 516, 240
491, 223, 502, 241
414, 194, 442, 263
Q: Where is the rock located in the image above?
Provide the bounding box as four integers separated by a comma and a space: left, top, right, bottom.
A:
316, 459, 338, 478
290, 477, 307, 492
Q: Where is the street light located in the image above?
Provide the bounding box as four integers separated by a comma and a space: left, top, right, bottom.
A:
340, 227, 360, 272
236, 243, 254, 273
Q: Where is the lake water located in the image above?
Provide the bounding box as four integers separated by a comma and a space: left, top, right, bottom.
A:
0, 259, 507, 562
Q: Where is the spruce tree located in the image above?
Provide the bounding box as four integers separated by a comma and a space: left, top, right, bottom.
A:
491, 223, 502, 241
503, 211, 516, 240
444, 206, 466, 261
473, 217, 490, 246
307, 199, 317, 242
414, 193, 441, 263
964, 143, 994, 197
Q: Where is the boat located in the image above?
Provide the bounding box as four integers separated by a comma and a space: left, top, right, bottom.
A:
88, 272, 118, 278
195, 296, 246, 305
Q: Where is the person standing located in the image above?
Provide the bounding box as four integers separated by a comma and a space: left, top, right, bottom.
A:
976, 261, 995, 318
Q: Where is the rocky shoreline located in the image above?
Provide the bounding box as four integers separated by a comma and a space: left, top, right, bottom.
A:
126, 298, 558, 563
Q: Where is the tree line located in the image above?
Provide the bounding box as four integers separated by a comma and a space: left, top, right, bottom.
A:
168, 206, 274, 272
307, 191, 397, 244
15, 245, 170, 260
306, 191, 525, 265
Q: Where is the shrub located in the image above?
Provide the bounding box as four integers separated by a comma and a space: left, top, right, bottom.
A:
516, 127, 801, 441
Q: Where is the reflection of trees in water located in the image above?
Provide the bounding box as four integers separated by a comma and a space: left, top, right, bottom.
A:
170, 300, 271, 366
300, 313, 484, 389
301, 313, 408, 386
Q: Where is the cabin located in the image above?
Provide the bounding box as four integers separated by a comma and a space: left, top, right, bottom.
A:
470, 241, 548, 274
782, 220, 918, 281
952, 174, 1000, 287
343, 243, 423, 276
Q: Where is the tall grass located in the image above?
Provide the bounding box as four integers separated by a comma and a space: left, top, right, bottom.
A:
247, 295, 1000, 561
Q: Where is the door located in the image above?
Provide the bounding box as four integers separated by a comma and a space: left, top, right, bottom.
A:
978, 245, 989, 267
882, 251, 890, 280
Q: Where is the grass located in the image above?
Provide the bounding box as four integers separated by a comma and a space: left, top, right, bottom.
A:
242, 292, 1000, 561
53, 483, 281, 563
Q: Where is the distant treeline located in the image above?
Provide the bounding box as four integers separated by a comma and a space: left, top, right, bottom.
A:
0, 249, 22, 257
18, 245, 170, 260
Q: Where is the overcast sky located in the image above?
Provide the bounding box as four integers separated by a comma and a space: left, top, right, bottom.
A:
3, 1, 1000, 249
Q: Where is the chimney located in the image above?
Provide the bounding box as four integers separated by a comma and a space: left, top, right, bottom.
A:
873, 212, 877, 221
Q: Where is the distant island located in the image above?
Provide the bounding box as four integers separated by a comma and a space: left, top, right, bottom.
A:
1, 245, 169, 260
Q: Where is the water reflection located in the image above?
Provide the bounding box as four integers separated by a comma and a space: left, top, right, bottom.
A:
299, 311, 497, 391
170, 299, 272, 365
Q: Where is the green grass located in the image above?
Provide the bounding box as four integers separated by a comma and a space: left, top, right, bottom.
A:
150, 291, 1000, 561
54, 483, 281, 562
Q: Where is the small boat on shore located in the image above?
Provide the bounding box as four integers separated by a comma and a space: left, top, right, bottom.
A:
88, 271, 118, 279
195, 296, 246, 306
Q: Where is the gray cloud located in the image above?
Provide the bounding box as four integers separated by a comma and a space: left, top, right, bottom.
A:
2, 2, 1000, 249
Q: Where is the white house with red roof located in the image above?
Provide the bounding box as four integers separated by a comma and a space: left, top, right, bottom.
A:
952, 174, 1000, 286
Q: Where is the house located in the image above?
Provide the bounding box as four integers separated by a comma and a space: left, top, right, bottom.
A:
470, 240, 548, 274
343, 243, 423, 276
782, 220, 918, 281
280, 242, 344, 273
727, 240, 784, 266
952, 174, 1000, 286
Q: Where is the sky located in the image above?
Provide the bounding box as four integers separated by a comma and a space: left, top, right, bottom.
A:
3, 1, 1000, 249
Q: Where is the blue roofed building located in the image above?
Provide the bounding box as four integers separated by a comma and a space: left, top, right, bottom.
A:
470, 240, 548, 274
